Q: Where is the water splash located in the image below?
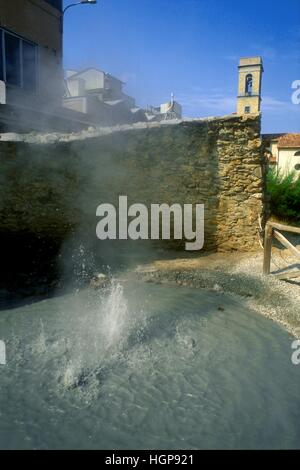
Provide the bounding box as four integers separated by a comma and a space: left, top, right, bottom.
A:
33, 319, 47, 355
71, 243, 95, 286
100, 281, 129, 350
58, 280, 131, 398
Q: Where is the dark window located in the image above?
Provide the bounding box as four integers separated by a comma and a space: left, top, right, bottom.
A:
245, 74, 253, 95
23, 41, 37, 92
0, 32, 3, 81
45, 0, 63, 10
294, 163, 300, 171
0, 29, 38, 92
245, 106, 251, 114
5, 32, 21, 86
294, 151, 300, 157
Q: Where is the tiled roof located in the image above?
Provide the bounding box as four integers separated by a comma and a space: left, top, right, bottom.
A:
277, 134, 300, 148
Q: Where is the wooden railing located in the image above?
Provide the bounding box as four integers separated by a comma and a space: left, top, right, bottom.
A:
263, 221, 300, 279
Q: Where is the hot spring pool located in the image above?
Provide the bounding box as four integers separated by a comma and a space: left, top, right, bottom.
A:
0, 281, 299, 449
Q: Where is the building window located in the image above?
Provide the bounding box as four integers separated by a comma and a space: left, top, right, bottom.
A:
0, 33, 3, 81
245, 74, 253, 95
294, 151, 300, 157
0, 28, 38, 92
294, 164, 300, 171
23, 41, 37, 92
245, 106, 251, 114
5, 32, 21, 86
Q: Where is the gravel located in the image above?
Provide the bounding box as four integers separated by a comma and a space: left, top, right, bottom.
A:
132, 246, 300, 338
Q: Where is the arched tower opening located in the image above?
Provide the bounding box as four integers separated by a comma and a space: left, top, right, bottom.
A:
245, 74, 253, 95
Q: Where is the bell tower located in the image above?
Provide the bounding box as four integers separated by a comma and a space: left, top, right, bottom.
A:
237, 57, 263, 115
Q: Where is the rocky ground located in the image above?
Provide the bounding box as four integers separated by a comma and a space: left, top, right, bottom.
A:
129, 238, 300, 338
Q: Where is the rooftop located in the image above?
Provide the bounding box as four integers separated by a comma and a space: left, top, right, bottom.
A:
277, 134, 300, 148
67, 68, 124, 84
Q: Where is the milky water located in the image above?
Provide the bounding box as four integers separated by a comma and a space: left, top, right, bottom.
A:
0, 281, 299, 449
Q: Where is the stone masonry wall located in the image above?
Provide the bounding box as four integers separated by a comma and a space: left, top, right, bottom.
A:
0, 114, 265, 253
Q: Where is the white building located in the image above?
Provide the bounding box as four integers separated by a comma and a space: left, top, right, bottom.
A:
160, 99, 182, 119
264, 134, 300, 175
63, 68, 141, 126
146, 94, 182, 122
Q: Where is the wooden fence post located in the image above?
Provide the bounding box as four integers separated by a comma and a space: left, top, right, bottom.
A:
263, 222, 273, 275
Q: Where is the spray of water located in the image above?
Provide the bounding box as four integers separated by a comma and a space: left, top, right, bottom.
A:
101, 281, 129, 349
58, 280, 133, 400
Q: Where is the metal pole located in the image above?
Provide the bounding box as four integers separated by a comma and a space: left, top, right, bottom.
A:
63, 2, 83, 16
61, 1, 97, 90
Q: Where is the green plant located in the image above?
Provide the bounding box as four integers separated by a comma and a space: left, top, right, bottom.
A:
266, 168, 300, 224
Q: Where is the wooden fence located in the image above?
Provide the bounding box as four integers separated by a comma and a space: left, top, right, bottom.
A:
263, 221, 300, 279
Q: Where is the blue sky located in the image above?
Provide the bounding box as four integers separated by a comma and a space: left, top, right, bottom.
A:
63, 0, 300, 133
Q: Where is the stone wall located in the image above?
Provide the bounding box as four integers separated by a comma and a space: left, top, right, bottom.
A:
0, 114, 265, 254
